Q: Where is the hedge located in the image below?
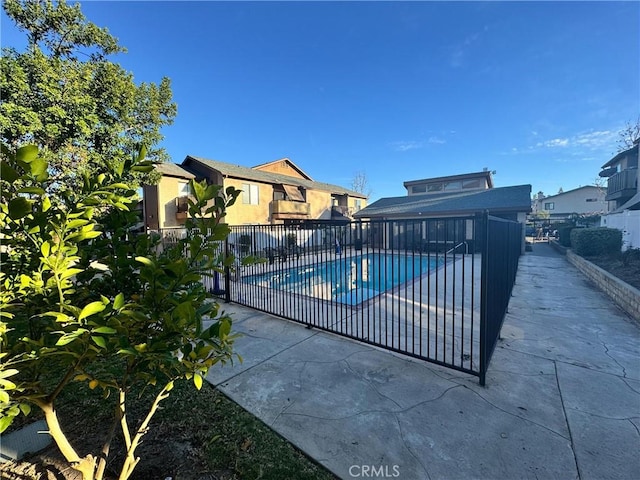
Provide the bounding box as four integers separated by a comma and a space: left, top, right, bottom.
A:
570, 227, 622, 257
558, 225, 575, 247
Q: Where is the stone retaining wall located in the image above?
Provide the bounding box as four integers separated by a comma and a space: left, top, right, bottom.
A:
567, 250, 640, 323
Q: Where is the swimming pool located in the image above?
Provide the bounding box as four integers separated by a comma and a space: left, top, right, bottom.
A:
242, 252, 443, 305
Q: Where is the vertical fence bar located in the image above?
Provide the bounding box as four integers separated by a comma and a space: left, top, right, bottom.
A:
479, 211, 489, 386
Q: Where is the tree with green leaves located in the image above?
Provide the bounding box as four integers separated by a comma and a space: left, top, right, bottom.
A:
0, 144, 242, 479
0, 0, 176, 189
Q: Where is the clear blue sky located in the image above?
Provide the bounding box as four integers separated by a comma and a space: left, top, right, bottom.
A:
2, 1, 638, 201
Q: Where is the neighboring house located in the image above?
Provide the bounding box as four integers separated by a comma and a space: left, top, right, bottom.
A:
599, 140, 640, 250
404, 170, 493, 196
143, 156, 367, 229
531, 186, 606, 222
356, 171, 530, 222
354, 171, 531, 252
143, 162, 195, 230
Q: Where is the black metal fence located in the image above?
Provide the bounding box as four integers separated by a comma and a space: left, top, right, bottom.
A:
479, 215, 523, 384
151, 213, 521, 383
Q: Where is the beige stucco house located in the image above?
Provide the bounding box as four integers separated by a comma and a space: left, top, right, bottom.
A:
143, 156, 367, 229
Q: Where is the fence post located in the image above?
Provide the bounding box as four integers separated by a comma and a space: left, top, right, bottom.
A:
479, 211, 489, 386
224, 236, 231, 303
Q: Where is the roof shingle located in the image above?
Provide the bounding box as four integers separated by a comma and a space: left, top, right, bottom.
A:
184, 155, 367, 198
355, 185, 532, 218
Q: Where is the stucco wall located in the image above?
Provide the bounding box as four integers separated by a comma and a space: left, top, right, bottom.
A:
224, 178, 272, 225
348, 196, 367, 214
535, 187, 605, 216
158, 176, 190, 228
306, 189, 333, 220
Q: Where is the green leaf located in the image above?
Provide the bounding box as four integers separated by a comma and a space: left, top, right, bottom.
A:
67, 219, 90, 229
93, 326, 116, 334
113, 293, 124, 310
91, 336, 107, 348
0, 161, 19, 183
19, 403, 31, 416
137, 145, 148, 162
55, 334, 78, 346
17, 187, 45, 195
29, 158, 47, 177
79, 301, 106, 321
0, 416, 14, 434
0, 369, 19, 379
15, 145, 38, 163
135, 256, 153, 266
41, 241, 51, 257
193, 373, 203, 391
104, 183, 129, 190
0, 390, 10, 404
8, 197, 32, 219
42, 311, 73, 323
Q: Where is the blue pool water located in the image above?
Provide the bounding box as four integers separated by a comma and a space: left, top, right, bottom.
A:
242, 253, 443, 305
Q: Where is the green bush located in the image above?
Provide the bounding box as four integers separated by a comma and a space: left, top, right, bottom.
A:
558, 226, 575, 247
570, 227, 622, 257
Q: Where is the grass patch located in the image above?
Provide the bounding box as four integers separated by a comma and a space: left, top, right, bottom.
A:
2, 358, 337, 480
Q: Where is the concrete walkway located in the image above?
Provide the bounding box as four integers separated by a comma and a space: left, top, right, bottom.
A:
206, 243, 640, 480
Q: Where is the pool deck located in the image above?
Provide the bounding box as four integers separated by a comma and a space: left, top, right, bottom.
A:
206, 242, 640, 479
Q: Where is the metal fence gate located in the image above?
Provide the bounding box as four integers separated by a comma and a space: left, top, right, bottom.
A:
153, 213, 521, 384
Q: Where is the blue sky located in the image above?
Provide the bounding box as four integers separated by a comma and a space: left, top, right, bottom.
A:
2, 1, 638, 201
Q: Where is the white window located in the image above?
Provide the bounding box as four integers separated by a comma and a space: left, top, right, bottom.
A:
242, 183, 259, 205
544, 202, 555, 210
178, 181, 190, 197
411, 185, 426, 193
355, 199, 362, 212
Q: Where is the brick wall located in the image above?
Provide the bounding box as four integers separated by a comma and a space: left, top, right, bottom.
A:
567, 250, 640, 323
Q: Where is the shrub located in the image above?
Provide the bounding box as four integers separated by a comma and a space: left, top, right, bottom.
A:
621, 248, 640, 267
0, 145, 241, 480
570, 227, 622, 257
557, 226, 575, 247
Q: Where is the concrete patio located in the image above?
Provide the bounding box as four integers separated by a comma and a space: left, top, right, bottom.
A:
206, 242, 640, 479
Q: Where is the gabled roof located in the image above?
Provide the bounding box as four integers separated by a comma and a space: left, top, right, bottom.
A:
252, 158, 314, 181
155, 162, 195, 179
355, 184, 531, 218
535, 185, 602, 202
403, 171, 494, 190
182, 155, 367, 198
601, 143, 639, 169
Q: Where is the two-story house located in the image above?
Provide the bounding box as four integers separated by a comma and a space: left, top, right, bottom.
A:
356, 170, 530, 222
531, 186, 606, 222
143, 156, 367, 229
599, 140, 640, 250
354, 170, 531, 252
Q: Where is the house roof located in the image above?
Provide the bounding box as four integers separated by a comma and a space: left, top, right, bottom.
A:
251, 158, 314, 181
535, 185, 603, 202
601, 143, 639, 169
355, 184, 532, 218
403, 171, 494, 190
182, 155, 367, 198
155, 162, 195, 179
